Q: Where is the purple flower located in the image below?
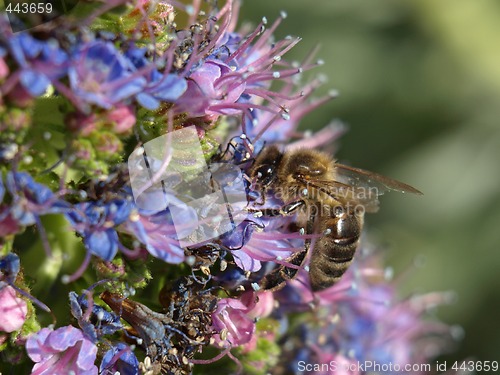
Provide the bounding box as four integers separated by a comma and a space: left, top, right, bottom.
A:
6, 34, 68, 97
66, 199, 132, 261
0, 1, 460, 373
171, 11, 315, 124
68, 41, 146, 109
273, 251, 456, 374
99, 342, 139, 375
123, 209, 185, 263
220, 212, 303, 273
0, 285, 27, 333
26, 326, 98, 375
230, 229, 302, 272
176, 59, 246, 117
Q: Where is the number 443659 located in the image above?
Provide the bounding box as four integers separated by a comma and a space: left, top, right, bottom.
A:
5, 2, 53, 14
452, 360, 498, 372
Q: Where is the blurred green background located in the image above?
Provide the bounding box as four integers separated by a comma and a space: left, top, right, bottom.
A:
242, 0, 500, 367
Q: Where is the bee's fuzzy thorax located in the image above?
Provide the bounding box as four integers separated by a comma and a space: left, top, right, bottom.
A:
277, 148, 336, 201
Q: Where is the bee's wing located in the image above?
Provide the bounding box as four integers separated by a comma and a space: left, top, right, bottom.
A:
302, 165, 421, 213
334, 163, 422, 195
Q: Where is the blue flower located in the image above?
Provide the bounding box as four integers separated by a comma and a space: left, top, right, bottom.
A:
0, 173, 5, 202
136, 71, 188, 109
66, 199, 132, 261
7, 33, 68, 96
69, 291, 122, 343
0, 253, 20, 286
126, 47, 187, 110
68, 41, 146, 109
5, 172, 70, 226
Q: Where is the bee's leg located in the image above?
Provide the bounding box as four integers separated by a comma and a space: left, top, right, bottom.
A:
220, 135, 255, 163
219, 136, 242, 160
254, 188, 267, 206
248, 200, 305, 217
259, 209, 316, 291
259, 248, 308, 291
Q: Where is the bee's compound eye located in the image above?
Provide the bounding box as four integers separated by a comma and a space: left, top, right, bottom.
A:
254, 165, 276, 186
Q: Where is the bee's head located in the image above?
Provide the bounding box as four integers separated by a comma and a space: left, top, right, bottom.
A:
250, 145, 283, 189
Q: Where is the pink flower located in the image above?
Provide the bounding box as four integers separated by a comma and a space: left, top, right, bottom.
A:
105, 104, 136, 133
0, 285, 27, 332
0, 57, 9, 79
247, 291, 274, 320
241, 291, 276, 353
26, 326, 98, 375
211, 291, 276, 349
66, 111, 98, 136
0, 210, 21, 236
66, 105, 135, 136
211, 291, 257, 348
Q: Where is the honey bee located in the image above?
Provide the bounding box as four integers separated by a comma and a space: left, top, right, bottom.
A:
249, 145, 422, 292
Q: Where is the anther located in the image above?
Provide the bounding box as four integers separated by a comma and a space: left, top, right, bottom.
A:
185, 256, 196, 266
220, 260, 227, 271
96, 310, 104, 321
